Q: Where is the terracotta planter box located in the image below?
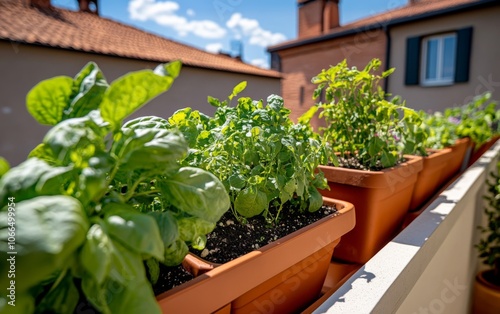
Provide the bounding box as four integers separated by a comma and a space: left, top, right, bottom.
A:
439, 138, 471, 187
318, 155, 423, 264
473, 270, 500, 314
469, 136, 500, 166
408, 148, 453, 212
155, 197, 355, 313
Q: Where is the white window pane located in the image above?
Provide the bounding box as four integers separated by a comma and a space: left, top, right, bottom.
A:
426, 39, 438, 80
442, 36, 456, 79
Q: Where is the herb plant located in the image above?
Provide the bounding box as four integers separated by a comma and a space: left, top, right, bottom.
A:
310, 58, 423, 169
477, 161, 500, 286
444, 92, 499, 149
417, 110, 460, 151
168, 82, 329, 224
0, 62, 229, 314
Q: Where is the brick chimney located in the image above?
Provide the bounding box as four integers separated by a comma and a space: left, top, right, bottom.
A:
298, 0, 340, 39
78, 0, 99, 15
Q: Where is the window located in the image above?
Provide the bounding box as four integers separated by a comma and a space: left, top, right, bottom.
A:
421, 34, 456, 85
405, 27, 473, 86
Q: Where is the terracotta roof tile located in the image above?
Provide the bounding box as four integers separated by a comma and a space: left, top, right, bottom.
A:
269, 0, 489, 51
0, 0, 280, 78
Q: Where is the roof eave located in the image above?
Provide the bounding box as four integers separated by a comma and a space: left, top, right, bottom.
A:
268, 0, 498, 53
0, 39, 282, 79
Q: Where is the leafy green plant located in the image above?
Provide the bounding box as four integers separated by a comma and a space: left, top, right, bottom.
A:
0, 62, 229, 314
168, 82, 329, 224
477, 161, 500, 286
445, 92, 499, 149
417, 110, 460, 150
310, 58, 424, 169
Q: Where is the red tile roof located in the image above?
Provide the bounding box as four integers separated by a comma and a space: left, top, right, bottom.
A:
0, 0, 281, 78
269, 0, 492, 52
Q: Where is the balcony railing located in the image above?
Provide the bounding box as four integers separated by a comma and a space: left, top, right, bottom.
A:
311, 142, 500, 314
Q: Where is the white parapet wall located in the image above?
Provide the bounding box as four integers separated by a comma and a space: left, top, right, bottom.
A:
313, 141, 500, 314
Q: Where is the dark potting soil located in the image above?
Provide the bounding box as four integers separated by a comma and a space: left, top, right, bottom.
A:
152, 203, 338, 296
335, 156, 405, 171
151, 263, 194, 295
190, 203, 338, 264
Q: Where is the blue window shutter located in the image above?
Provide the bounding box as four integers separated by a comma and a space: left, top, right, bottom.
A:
454, 27, 473, 83
405, 36, 421, 85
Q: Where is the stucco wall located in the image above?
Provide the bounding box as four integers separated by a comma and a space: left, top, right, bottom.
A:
388, 5, 500, 112
276, 30, 387, 127
0, 42, 280, 166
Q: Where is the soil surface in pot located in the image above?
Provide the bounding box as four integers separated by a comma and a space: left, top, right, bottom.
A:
152, 203, 338, 295
335, 156, 405, 171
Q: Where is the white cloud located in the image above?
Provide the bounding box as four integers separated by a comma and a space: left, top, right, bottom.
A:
205, 43, 223, 54
226, 13, 287, 47
186, 9, 195, 17
129, 0, 226, 39
250, 58, 269, 69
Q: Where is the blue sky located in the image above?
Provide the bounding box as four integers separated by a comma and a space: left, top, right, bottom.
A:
52, 0, 408, 68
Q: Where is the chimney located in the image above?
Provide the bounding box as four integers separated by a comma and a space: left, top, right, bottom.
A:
323, 0, 340, 31
78, 0, 99, 15
298, 0, 340, 39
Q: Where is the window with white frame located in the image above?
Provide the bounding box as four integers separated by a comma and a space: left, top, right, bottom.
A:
421, 33, 457, 85
405, 27, 472, 87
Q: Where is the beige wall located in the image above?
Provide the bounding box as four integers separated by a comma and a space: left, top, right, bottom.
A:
0, 42, 280, 166
276, 30, 387, 127
388, 6, 500, 112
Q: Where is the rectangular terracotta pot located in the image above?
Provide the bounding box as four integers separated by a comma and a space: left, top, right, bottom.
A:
469, 136, 499, 166
155, 197, 356, 313
408, 148, 453, 212
438, 138, 471, 188
318, 155, 423, 264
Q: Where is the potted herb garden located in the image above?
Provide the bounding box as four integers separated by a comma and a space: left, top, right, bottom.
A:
156, 83, 355, 313
0, 61, 231, 314
307, 58, 423, 264
445, 92, 499, 167
473, 160, 500, 314
0, 62, 356, 314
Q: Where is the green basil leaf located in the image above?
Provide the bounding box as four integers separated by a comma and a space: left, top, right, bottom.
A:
148, 211, 179, 248
0, 196, 88, 292
26, 76, 73, 125
160, 167, 230, 223
229, 81, 247, 101
43, 111, 108, 166
234, 187, 268, 218
0, 158, 73, 207
103, 203, 164, 261
207, 95, 221, 107
145, 258, 160, 285
101, 61, 181, 130
81, 239, 153, 314
64, 62, 109, 119
176, 216, 215, 249
27, 143, 57, 165
0, 293, 34, 314
113, 128, 187, 172
163, 239, 189, 266
106, 274, 161, 314
80, 224, 112, 285
308, 186, 323, 213
36, 271, 79, 314
0, 157, 9, 179
122, 116, 170, 130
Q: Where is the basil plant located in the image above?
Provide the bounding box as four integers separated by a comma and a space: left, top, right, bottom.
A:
0, 61, 230, 314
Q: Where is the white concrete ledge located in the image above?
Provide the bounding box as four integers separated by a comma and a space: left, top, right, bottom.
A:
314, 142, 500, 314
